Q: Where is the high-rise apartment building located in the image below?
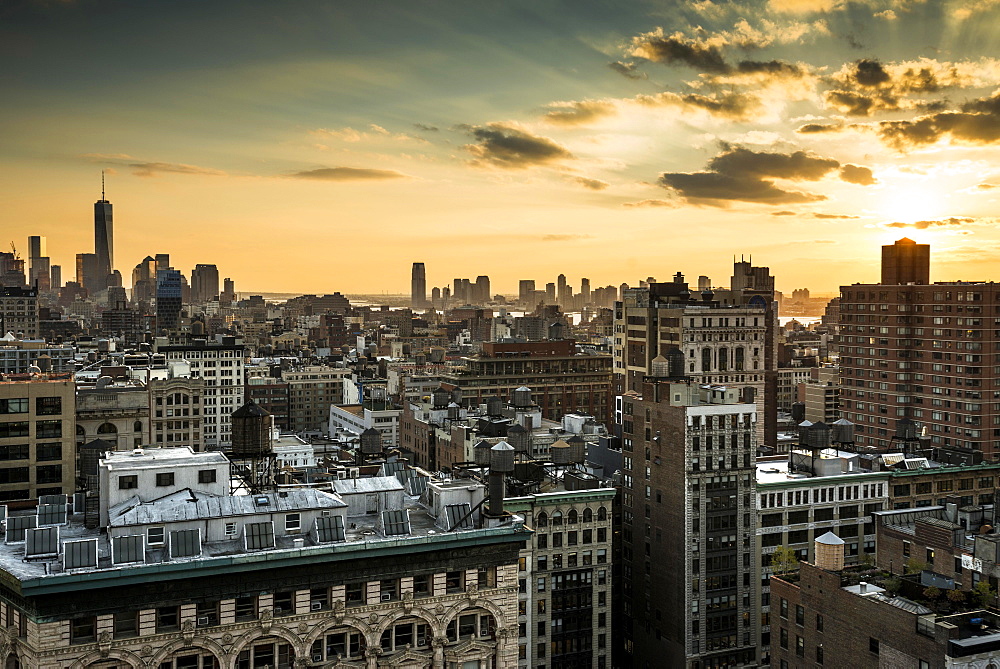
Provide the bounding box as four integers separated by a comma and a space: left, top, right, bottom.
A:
50, 264, 61, 291
620, 378, 758, 668
475, 275, 491, 304
155, 269, 183, 332
154, 335, 247, 449
839, 239, 1000, 457
519, 280, 536, 305
0, 373, 76, 501
76, 252, 101, 296
190, 263, 220, 303
411, 262, 427, 308
0, 287, 39, 339
94, 185, 114, 286
613, 272, 775, 443
881, 236, 930, 285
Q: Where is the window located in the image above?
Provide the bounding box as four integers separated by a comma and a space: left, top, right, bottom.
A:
285, 514, 301, 533
780, 598, 788, 619
147, 527, 165, 545
156, 606, 179, 632
795, 605, 804, 626
0, 398, 28, 414
272, 591, 293, 615
119, 475, 138, 490
345, 583, 364, 606
35, 443, 62, 461
36, 465, 62, 484
779, 628, 788, 650
0, 444, 29, 461
816, 614, 824, 632
35, 397, 62, 416
156, 472, 175, 487
869, 637, 879, 655
0, 468, 30, 484
446, 571, 464, 593
198, 469, 217, 484
413, 574, 431, 597
796, 635, 804, 657
71, 617, 96, 644
113, 612, 137, 638
235, 596, 257, 621
0, 422, 28, 438
35, 420, 62, 438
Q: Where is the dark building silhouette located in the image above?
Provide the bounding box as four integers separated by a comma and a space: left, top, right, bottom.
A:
881, 237, 930, 285
411, 262, 426, 308
155, 269, 183, 332
94, 180, 114, 288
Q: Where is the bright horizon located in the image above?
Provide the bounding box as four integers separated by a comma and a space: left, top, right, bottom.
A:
5, 0, 1000, 295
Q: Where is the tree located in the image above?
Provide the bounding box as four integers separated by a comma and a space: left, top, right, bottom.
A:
923, 586, 941, 601
973, 581, 996, 607
905, 557, 929, 575
771, 546, 799, 575
883, 577, 902, 595
946, 589, 966, 604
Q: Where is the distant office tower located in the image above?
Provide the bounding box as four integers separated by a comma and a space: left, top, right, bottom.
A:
698, 275, 711, 291
839, 239, 1000, 456
620, 378, 758, 667
430, 286, 441, 308
545, 282, 556, 304
76, 253, 101, 295
518, 279, 535, 304
131, 256, 157, 304
881, 236, 930, 284
191, 264, 220, 303
731, 257, 775, 293
475, 275, 490, 304
221, 277, 236, 305
619, 283, 628, 301
411, 262, 426, 308
94, 181, 114, 286
156, 269, 183, 332
557, 273, 569, 305
49, 265, 61, 290
155, 253, 170, 271
27, 236, 45, 261
580, 277, 590, 304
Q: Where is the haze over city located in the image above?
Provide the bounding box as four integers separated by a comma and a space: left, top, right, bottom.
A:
6, 0, 1000, 293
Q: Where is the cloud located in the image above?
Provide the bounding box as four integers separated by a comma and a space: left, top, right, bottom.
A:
637, 91, 762, 121
413, 123, 439, 132
770, 209, 860, 218
839, 163, 877, 185
608, 61, 647, 80
81, 153, 225, 177
572, 177, 610, 190
874, 9, 897, 19
885, 217, 979, 229
658, 146, 872, 205
543, 100, 617, 126
311, 124, 425, 143
812, 212, 860, 219
541, 234, 593, 242
287, 167, 410, 181
622, 199, 679, 208
629, 30, 731, 73
876, 92, 1000, 149
771, 210, 797, 216
796, 121, 846, 133
769, 0, 843, 13
964, 182, 1000, 192
463, 123, 573, 169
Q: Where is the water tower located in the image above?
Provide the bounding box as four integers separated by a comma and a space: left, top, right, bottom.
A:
229, 399, 275, 493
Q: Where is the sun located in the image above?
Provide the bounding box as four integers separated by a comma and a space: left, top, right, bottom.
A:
879, 185, 947, 225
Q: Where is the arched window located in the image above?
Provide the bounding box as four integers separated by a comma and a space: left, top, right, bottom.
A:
446, 609, 496, 642
597, 506, 608, 521
718, 348, 728, 372
735, 347, 745, 371
568, 509, 578, 524
97, 423, 117, 434
133, 421, 143, 433
552, 511, 563, 526
237, 640, 293, 669
310, 627, 366, 662
701, 348, 712, 372
379, 617, 432, 655
76, 425, 85, 436
536, 512, 548, 527
583, 507, 593, 523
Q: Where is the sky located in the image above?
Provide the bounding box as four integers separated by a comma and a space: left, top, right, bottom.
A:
4, 0, 1000, 295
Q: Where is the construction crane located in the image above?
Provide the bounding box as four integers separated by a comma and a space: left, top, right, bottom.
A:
8, 242, 19, 260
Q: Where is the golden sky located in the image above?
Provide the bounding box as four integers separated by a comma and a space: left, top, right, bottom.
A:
4, 0, 1000, 294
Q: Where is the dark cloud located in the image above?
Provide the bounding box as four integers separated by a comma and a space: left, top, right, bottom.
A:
812, 212, 860, 219
876, 93, 1000, 149
658, 146, 872, 206
796, 121, 845, 133
771, 210, 797, 216
413, 123, 439, 132
638, 91, 762, 121
572, 177, 610, 190
853, 59, 891, 87
770, 209, 860, 218
544, 100, 616, 126
735, 60, 808, 78
839, 164, 877, 185
631, 34, 731, 73
463, 123, 573, 169
287, 167, 409, 181
608, 61, 647, 80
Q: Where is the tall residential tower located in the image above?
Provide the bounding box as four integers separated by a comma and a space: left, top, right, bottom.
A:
411, 262, 426, 308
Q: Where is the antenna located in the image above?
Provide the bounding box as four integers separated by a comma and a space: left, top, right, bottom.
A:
102, 170, 105, 200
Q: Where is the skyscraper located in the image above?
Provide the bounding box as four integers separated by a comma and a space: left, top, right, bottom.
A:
411, 262, 426, 308
76, 253, 100, 296
881, 236, 930, 285
50, 265, 61, 291
474, 275, 490, 304
191, 264, 220, 303
94, 176, 114, 286
156, 269, 183, 332
518, 279, 535, 305
620, 376, 759, 667
27, 236, 45, 261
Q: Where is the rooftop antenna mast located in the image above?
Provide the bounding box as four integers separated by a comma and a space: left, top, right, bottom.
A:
101, 170, 105, 200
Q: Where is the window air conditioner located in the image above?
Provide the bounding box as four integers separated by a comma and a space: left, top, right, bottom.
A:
310, 602, 324, 611
312, 655, 324, 663
197, 616, 211, 627
381, 593, 392, 601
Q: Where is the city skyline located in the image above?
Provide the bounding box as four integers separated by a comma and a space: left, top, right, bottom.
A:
5, 1, 1000, 294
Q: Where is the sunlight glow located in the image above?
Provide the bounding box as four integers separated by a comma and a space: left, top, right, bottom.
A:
879, 186, 946, 224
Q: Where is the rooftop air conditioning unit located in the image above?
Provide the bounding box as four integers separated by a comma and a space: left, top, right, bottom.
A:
337, 470, 347, 480
310, 602, 324, 611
